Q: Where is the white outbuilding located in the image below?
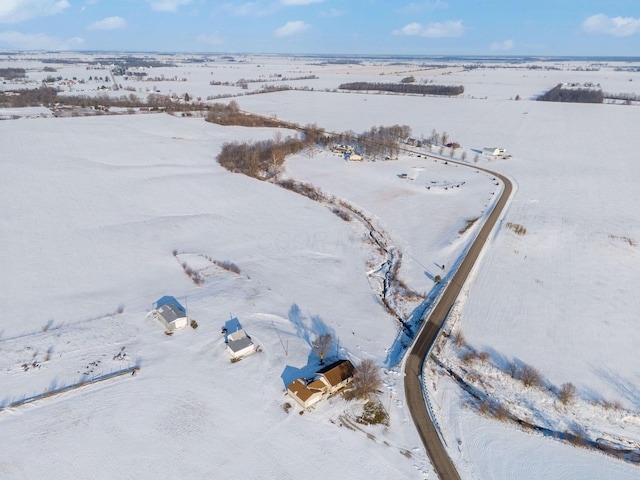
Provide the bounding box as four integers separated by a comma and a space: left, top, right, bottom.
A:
483, 147, 507, 157
226, 329, 255, 359
155, 301, 188, 331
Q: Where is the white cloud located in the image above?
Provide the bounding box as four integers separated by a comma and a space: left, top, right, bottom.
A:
582, 13, 640, 37
397, 1, 448, 14
320, 8, 343, 18
393, 20, 464, 38
87, 16, 126, 31
0, 0, 70, 24
0, 31, 83, 50
281, 0, 323, 5
197, 33, 223, 45
275, 20, 309, 37
490, 39, 513, 51
219, 2, 274, 17
146, 0, 191, 12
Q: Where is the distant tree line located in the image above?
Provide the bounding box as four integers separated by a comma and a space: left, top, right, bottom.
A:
0, 86, 206, 112
603, 91, 640, 103
537, 84, 603, 103
0, 86, 58, 107
0, 68, 26, 80
338, 82, 464, 96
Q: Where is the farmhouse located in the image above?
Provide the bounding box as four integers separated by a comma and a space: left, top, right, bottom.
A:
226, 328, 255, 359
332, 144, 354, 155
316, 359, 356, 394
286, 359, 356, 408
154, 298, 188, 331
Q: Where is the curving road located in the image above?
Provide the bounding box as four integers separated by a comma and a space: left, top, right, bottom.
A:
404, 159, 513, 480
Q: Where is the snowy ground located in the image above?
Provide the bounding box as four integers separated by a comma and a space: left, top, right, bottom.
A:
2, 54, 640, 479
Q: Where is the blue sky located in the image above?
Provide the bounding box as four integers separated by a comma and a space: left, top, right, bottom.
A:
0, 1, 639, 55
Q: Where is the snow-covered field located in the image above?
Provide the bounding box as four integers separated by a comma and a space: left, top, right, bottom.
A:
2, 54, 640, 479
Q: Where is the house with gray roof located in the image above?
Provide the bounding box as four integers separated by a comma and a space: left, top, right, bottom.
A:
154, 298, 188, 331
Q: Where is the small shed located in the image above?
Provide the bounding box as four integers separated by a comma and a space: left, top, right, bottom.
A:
483, 147, 506, 157
155, 300, 188, 331
345, 153, 364, 162
226, 329, 255, 359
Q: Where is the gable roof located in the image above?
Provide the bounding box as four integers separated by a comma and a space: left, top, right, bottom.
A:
155, 296, 185, 313
228, 336, 254, 353
156, 303, 186, 324
287, 379, 320, 403
316, 359, 355, 387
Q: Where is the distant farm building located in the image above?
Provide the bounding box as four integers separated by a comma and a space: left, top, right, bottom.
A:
483, 147, 507, 157
226, 328, 255, 359
286, 359, 356, 408
332, 144, 354, 155
345, 153, 363, 162
154, 297, 188, 331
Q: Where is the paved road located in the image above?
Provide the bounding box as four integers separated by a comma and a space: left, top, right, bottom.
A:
404, 159, 513, 480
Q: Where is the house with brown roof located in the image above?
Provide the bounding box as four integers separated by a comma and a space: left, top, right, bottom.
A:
287, 378, 326, 408
286, 359, 356, 409
316, 359, 356, 394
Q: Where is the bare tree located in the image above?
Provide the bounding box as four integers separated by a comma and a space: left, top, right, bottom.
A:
352, 359, 382, 399
312, 333, 333, 365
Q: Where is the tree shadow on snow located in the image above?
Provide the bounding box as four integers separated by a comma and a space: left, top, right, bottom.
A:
281, 304, 339, 386
592, 365, 640, 410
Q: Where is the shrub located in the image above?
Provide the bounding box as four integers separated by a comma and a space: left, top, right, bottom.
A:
559, 382, 576, 404
356, 399, 389, 426
332, 208, 351, 221
190, 320, 198, 329
434, 275, 442, 284
520, 364, 543, 388
452, 330, 466, 348
214, 260, 241, 274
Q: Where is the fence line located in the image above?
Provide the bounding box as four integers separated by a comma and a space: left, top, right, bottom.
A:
1, 366, 139, 411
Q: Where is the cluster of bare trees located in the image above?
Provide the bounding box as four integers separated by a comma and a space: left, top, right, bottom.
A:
0, 86, 206, 113
0, 68, 26, 80
338, 81, 464, 96
0, 86, 57, 108
354, 124, 412, 161
538, 84, 604, 103
217, 135, 309, 179
205, 101, 287, 127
